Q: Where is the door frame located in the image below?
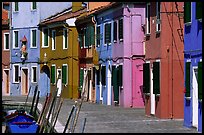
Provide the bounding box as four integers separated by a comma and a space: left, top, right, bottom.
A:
192, 66, 198, 128
21, 67, 29, 95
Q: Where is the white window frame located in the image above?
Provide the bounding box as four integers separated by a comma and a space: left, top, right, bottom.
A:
146, 3, 151, 34
42, 28, 49, 48
13, 64, 20, 83
31, 66, 37, 83
31, 2, 37, 11
13, 30, 19, 49
63, 28, 68, 49
30, 28, 37, 48
156, 2, 161, 32
51, 64, 56, 84
4, 32, 10, 51
52, 30, 56, 50
13, 2, 19, 12
62, 64, 68, 85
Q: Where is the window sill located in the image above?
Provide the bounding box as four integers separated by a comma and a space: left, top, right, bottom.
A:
119, 39, 123, 42
13, 82, 20, 84
156, 30, 161, 34
145, 33, 150, 37
31, 9, 37, 12
198, 19, 202, 22
42, 46, 49, 48
31, 82, 37, 84
185, 22, 191, 26
156, 94, 160, 97
144, 93, 150, 96
30, 47, 37, 49
185, 97, 191, 100
199, 99, 202, 102
113, 40, 117, 43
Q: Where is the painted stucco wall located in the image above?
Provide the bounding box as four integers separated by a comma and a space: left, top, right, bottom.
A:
184, 2, 202, 132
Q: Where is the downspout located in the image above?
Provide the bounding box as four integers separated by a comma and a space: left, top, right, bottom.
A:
92, 15, 96, 102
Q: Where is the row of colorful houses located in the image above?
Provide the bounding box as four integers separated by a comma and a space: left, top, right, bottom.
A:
2, 2, 202, 132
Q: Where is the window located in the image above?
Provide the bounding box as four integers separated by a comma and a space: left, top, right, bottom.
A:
90, 26, 95, 46
31, 66, 37, 83
156, 2, 161, 32
113, 21, 117, 42
101, 65, 106, 85
153, 61, 160, 95
118, 18, 123, 41
78, 34, 83, 48
143, 63, 150, 94
13, 64, 19, 83
196, 2, 202, 20
184, 2, 191, 24
104, 22, 111, 45
51, 65, 56, 84
198, 61, 202, 100
96, 25, 101, 47
63, 29, 68, 49
185, 62, 191, 97
85, 27, 90, 48
52, 30, 56, 50
32, 2, 37, 10
146, 3, 151, 34
62, 64, 68, 84
4, 33, 9, 50
13, 30, 19, 49
42, 28, 49, 48
14, 2, 19, 12
31, 29, 37, 48
96, 67, 100, 85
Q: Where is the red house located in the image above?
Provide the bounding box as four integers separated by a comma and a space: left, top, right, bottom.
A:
143, 2, 184, 119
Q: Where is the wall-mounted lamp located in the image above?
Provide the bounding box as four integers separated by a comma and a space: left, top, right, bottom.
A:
43, 53, 48, 65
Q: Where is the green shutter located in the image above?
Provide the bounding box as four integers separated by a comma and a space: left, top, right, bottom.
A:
143, 63, 150, 93
153, 62, 160, 95
80, 68, 84, 89
114, 21, 117, 41
62, 65, 67, 84
51, 66, 55, 84
85, 28, 89, 47
119, 19, 123, 40
64, 29, 68, 48
44, 29, 48, 46
111, 66, 116, 86
113, 66, 119, 102
101, 66, 106, 85
105, 23, 111, 44
33, 30, 36, 47
90, 26, 95, 45
118, 65, 123, 87
184, 2, 191, 23
196, 2, 202, 20
198, 62, 202, 100
79, 34, 83, 48
15, 2, 18, 11
33, 2, 37, 10
185, 62, 191, 97
15, 31, 18, 48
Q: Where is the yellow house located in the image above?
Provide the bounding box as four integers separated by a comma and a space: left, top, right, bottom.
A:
38, 3, 86, 99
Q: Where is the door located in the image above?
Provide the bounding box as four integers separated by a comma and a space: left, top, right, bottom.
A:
112, 66, 119, 104
150, 67, 155, 115
3, 69, 10, 95
22, 68, 28, 95
192, 67, 198, 128
57, 69, 62, 97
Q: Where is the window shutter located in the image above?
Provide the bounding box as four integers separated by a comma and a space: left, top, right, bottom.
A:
185, 62, 191, 97
62, 65, 67, 84
51, 66, 55, 84
79, 34, 83, 48
111, 66, 116, 86
85, 27, 89, 47
44, 29, 48, 46
80, 68, 84, 88
33, 2, 37, 9
33, 30, 36, 47
153, 62, 160, 95
96, 67, 100, 85
143, 63, 150, 93
101, 66, 106, 85
118, 65, 123, 87
96, 26, 100, 46
119, 18, 123, 40
15, 31, 18, 48
64, 29, 68, 48
114, 21, 117, 42
184, 2, 191, 23
15, 2, 18, 11
196, 2, 202, 20
6, 34, 9, 49
198, 62, 202, 100
90, 26, 95, 45
105, 23, 111, 44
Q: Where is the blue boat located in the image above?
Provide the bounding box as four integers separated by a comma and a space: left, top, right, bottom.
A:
5, 109, 39, 133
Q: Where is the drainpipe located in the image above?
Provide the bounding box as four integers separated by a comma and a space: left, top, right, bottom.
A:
92, 15, 96, 102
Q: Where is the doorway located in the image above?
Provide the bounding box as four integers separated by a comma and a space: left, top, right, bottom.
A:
3, 69, 10, 95
21, 68, 28, 95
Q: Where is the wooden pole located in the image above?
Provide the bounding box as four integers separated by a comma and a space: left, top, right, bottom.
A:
33, 90, 40, 119
30, 85, 38, 115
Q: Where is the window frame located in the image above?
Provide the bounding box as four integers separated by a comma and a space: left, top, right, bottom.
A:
13, 64, 20, 83
52, 30, 56, 50
4, 32, 10, 50
62, 64, 68, 85
30, 28, 37, 48
63, 28, 68, 49
42, 28, 49, 48
13, 30, 19, 49
31, 66, 37, 83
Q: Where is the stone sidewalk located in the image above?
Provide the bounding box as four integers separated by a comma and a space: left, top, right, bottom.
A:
2, 96, 199, 133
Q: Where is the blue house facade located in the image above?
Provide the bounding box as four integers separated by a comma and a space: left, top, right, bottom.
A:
183, 2, 202, 132
10, 2, 72, 97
